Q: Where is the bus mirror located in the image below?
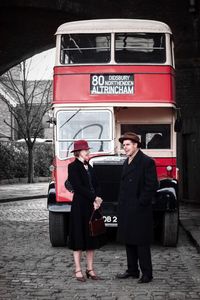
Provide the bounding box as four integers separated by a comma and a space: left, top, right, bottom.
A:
174, 118, 182, 132
42, 114, 56, 128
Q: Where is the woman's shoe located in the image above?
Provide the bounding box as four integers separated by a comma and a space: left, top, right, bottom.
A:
75, 270, 86, 282
86, 269, 100, 280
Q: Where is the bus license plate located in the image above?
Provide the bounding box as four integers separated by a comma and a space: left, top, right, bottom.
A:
103, 215, 118, 224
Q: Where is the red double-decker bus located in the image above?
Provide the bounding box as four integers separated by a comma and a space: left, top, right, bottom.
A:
47, 19, 180, 247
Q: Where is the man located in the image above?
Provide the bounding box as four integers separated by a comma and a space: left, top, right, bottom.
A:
116, 132, 158, 283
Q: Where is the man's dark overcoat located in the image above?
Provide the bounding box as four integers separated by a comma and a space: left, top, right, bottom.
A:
67, 158, 104, 251
117, 150, 158, 245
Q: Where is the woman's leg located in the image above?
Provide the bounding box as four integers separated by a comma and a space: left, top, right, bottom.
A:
73, 250, 83, 277
86, 250, 95, 275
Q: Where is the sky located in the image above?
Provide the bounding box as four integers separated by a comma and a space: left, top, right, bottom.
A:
26, 48, 56, 81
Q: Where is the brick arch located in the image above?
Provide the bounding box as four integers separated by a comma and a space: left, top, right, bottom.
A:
0, 0, 195, 74
0, 0, 123, 74
0, 7, 72, 74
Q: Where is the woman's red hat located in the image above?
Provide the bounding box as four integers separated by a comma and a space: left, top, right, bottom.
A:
71, 140, 91, 152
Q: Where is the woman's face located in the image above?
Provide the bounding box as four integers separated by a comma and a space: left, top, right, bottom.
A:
79, 149, 90, 161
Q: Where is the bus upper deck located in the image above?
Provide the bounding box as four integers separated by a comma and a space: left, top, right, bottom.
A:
55, 19, 173, 66
53, 19, 175, 106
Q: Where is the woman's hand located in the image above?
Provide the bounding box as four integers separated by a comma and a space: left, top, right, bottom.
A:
93, 201, 100, 210
93, 197, 103, 210
95, 197, 103, 206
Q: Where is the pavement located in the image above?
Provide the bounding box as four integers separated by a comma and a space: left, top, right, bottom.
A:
0, 182, 49, 202
179, 203, 200, 253
0, 182, 200, 253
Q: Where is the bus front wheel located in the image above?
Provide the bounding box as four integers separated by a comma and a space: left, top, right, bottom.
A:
162, 211, 179, 247
49, 212, 68, 247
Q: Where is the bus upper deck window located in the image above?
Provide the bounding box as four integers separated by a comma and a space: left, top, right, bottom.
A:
60, 33, 111, 64
115, 33, 166, 63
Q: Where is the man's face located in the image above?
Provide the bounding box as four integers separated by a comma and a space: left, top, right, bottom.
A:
123, 139, 138, 157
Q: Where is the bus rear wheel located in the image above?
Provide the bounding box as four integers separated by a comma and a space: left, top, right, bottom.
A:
49, 212, 68, 247
162, 211, 179, 246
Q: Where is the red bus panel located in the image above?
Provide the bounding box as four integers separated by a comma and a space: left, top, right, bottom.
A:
55, 156, 177, 202
53, 65, 175, 104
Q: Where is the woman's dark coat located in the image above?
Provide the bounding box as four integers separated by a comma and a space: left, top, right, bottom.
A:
67, 158, 104, 251
117, 150, 158, 245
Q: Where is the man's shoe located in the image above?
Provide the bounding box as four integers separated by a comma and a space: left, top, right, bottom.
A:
138, 275, 153, 283
116, 271, 139, 279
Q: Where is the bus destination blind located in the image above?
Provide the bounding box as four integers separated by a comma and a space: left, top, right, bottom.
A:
90, 74, 134, 95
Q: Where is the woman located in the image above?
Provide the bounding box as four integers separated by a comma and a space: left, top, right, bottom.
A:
67, 139, 104, 282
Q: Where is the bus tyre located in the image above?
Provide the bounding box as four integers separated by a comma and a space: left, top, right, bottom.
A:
49, 212, 68, 247
162, 211, 179, 246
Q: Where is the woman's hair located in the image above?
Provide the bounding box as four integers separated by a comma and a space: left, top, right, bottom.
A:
74, 150, 81, 157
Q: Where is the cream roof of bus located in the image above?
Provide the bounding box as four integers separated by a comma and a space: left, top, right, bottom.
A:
55, 19, 172, 35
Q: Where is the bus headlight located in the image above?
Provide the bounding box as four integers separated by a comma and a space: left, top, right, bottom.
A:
166, 165, 172, 172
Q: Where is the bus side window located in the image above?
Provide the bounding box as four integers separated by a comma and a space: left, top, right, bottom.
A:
147, 133, 164, 149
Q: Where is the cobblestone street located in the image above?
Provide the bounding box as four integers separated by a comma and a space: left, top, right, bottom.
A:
1, 199, 200, 300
